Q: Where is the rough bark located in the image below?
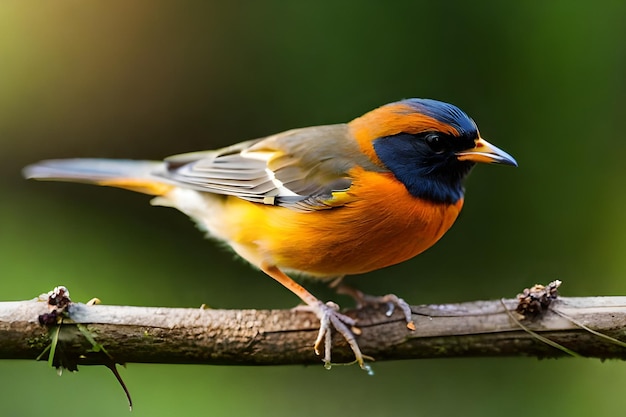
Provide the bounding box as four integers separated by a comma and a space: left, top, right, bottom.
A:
2, 292, 626, 369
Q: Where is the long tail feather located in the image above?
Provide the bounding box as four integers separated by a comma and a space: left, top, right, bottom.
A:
23, 158, 172, 196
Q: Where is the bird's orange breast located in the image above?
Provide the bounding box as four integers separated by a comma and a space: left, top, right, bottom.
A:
219, 167, 463, 278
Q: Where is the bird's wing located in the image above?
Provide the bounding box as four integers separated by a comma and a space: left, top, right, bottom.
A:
160, 124, 386, 210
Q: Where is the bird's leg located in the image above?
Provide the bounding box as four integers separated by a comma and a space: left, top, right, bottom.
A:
335, 284, 416, 331
260, 264, 369, 371
327, 275, 346, 289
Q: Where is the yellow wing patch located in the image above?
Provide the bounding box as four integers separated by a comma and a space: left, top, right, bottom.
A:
97, 179, 174, 196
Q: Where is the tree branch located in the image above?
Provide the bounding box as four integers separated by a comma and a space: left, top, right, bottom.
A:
2, 285, 626, 369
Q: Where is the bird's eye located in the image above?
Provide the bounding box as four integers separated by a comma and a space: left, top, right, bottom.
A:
425, 133, 447, 154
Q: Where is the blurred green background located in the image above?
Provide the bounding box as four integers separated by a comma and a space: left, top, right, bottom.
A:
2, 1, 626, 416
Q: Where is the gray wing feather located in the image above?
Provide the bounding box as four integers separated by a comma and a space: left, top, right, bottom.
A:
156, 124, 386, 210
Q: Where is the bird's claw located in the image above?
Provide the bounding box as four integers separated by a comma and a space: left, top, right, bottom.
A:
337, 286, 416, 330
375, 294, 415, 330
309, 301, 371, 372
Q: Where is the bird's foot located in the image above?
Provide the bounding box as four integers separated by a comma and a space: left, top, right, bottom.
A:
337, 285, 415, 331
297, 301, 373, 374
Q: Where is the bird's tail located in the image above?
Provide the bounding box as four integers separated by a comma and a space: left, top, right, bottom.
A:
23, 158, 174, 196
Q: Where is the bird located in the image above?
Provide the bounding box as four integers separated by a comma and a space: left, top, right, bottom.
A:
23, 98, 517, 371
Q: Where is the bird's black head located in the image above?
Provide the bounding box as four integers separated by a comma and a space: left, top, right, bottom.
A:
371, 99, 516, 204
